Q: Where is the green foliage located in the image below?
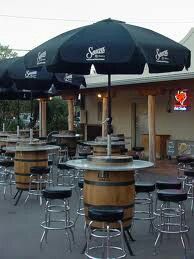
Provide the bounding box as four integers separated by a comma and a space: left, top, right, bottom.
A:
47, 97, 68, 132
0, 100, 35, 131
0, 43, 17, 59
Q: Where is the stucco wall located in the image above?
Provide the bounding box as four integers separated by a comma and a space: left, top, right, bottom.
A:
84, 89, 194, 144
112, 91, 131, 138
155, 94, 194, 141
84, 93, 98, 124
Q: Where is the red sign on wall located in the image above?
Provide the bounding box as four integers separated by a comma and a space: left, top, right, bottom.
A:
174, 89, 191, 111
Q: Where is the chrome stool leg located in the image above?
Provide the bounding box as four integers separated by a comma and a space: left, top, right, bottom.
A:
85, 206, 127, 259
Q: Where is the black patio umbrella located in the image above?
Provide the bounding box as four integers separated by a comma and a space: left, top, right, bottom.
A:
0, 56, 86, 130
0, 56, 86, 93
24, 18, 191, 155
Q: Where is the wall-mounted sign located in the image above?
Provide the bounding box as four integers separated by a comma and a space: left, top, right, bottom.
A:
173, 89, 191, 111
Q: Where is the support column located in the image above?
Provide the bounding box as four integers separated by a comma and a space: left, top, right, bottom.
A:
102, 97, 108, 137
67, 99, 74, 131
39, 99, 47, 138
148, 95, 156, 165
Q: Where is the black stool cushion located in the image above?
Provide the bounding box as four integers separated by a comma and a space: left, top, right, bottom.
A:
88, 206, 124, 222
42, 186, 72, 199
135, 182, 155, 193
156, 180, 181, 190
189, 162, 194, 168
0, 159, 14, 167
132, 147, 144, 152
78, 179, 84, 189
157, 189, 187, 202
184, 169, 194, 177
46, 141, 57, 145
133, 155, 140, 160
177, 155, 194, 164
57, 163, 71, 170
38, 137, 47, 141
48, 160, 53, 166
30, 166, 50, 175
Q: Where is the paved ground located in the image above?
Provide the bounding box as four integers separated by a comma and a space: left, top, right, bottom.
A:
0, 160, 193, 259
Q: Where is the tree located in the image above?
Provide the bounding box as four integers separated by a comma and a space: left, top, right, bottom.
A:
47, 97, 68, 132
0, 43, 17, 59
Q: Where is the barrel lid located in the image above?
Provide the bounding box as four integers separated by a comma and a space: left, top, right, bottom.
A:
16, 140, 44, 146
66, 157, 153, 171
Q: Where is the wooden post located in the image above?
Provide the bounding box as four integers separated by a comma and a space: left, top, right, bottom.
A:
148, 95, 156, 165
102, 97, 108, 137
39, 99, 47, 138
67, 100, 74, 131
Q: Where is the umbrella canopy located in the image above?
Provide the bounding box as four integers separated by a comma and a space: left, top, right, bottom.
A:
24, 18, 190, 74
24, 18, 191, 155
0, 56, 86, 93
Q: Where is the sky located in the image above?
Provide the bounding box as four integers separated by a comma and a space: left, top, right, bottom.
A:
1, 0, 194, 56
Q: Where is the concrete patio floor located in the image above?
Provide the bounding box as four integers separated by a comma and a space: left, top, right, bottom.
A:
0, 159, 193, 259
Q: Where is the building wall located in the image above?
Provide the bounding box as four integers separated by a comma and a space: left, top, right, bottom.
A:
155, 94, 194, 141
84, 88, 194, 146
85, 93, 98, 124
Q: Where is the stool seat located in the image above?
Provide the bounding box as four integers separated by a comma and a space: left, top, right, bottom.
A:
38, 137, 47, 141
46, 141, 57, 145
57, 163, 71, 170
157, 189, 187, 202
78, 179, 84, 189
184, 169, 194, 177
133, 155, 140, 160
177, 155, 194, 164
48, 160, 53, 166
42, 186, 72, 200
0, 160, 14, 167
30, 166, 50, 175
156, 180, 181, 190
135, 182, 155, 193
132, 146, 144, 152
88, 206, 124, 222
188, 162, 194, 168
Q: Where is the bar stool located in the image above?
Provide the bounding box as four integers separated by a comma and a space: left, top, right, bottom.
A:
0, 159, 15, 198
132, 147, 144, 159
154, 180, 182, 222
40, 186, 74, 251
0, 166, 12, 199
74, 179, 84, 224
85, 206, 126, 259
154, 189, 189, 256
134, 182, 155, 231
57, 163, 75, 188
176, 156, 194, 181
24, 166, 50, 206
183, 168, 194, 213
155, 180, 182, 206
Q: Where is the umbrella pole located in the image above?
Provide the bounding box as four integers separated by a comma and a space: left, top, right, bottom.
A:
17, 99, 20, 126
107, 74, 112, 156
30, 91, 33, 129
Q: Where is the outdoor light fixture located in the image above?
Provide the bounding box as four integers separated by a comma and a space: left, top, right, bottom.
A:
97, 93, 102, 98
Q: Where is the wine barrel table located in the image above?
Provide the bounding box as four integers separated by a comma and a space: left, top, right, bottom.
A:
66, 156, 153, 229
83, 136, 130, 156
5, 143, 60, 205
0, 137, 39, 148
52, 133, 80, 157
